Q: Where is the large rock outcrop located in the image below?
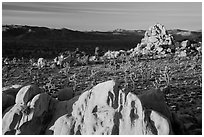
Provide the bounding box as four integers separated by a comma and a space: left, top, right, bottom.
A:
3, 80, 183, 135
130, 23, 175, 57
48, 80, 173, 135
2, 85, 51, 135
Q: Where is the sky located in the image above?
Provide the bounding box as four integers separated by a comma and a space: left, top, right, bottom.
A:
2, 2, 202, 31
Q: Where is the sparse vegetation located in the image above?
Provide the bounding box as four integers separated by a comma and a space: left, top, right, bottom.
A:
2, 24, 202, 135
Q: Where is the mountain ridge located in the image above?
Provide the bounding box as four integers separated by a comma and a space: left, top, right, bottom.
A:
2, 24, 202, 59
3, 24, 202, 33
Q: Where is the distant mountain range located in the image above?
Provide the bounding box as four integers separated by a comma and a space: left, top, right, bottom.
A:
3, 24, 202, 37
2, 25, 202, 59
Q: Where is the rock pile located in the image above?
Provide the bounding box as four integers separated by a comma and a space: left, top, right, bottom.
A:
126, 23, 201, 58
175, 40, 201, 57
130, 23, 175, 57
103, 50, 126, 60
2, 80, 186, 135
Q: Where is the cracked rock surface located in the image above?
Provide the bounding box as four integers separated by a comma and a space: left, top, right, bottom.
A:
2, 80, 177, 135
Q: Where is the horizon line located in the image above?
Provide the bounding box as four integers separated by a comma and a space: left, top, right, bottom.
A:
2, 23, 202, 32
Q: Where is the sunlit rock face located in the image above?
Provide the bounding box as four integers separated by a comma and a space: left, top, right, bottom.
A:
2, 80, 174, 135
143, 23, 173, 45
2, 93, 51, 135
50, 80, 172, 135
131, 23, 175, 56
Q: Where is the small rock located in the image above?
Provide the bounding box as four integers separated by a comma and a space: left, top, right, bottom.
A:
196, 107, 201, 111
170, 105, 177, 111
178, 51, 187, 57
57, 87, 74, 101
181, 40, 190, 49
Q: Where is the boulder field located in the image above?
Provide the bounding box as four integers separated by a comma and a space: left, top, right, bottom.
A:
2, 80, 185, 135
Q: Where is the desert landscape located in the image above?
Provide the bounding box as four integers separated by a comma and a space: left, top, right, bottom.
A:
2, 2, 202, 135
